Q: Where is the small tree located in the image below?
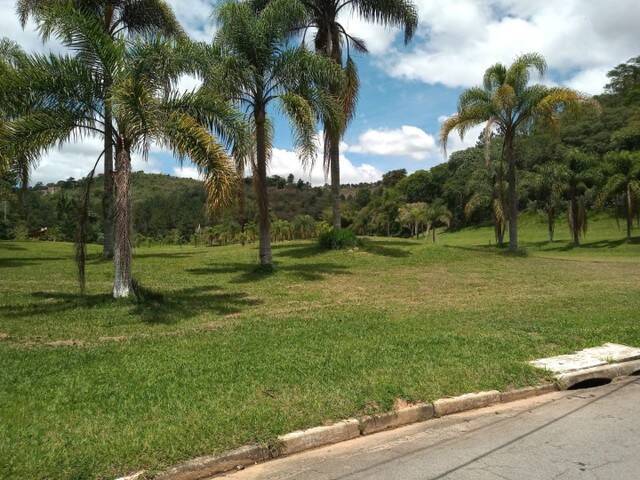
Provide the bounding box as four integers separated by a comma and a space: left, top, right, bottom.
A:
563, 149, 597, 246
398, 202, 426, 238
599, 151, 640, 240
525, 162, 569, 242
424, 200, 452, 243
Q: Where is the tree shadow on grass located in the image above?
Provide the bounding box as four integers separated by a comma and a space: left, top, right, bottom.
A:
187, 261, 351, 283
1, 285, 261, 325
539, 237, 640, 252
359, 239, 411, 258
133, 251, 199, 259
0, 256, 71, 268
0, 242, 27, 251
272, 238, 410, 259
130, 285, 261, 324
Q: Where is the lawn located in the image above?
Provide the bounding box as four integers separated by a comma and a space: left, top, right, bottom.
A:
2, 215, 640, 479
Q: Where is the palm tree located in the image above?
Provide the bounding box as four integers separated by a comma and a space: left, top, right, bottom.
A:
464, 141, 508, 246
600, 150, 640, 240
424, 200, 451, 243
441, 53, 591, 251
299, 0, 418, 229
525, 162, 569, 242
0, 39, 33, 201
203, 0, 343, 267
2, 36, 240, 298
563, 149, 597, 246
398, 202, 426, 238
18, 0, 184, 259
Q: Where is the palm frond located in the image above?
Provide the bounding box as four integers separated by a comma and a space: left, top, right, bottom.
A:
353, 0, 418, 44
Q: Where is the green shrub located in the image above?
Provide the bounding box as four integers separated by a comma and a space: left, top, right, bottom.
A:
11, 222, 29, 241
318, 228, 359, 250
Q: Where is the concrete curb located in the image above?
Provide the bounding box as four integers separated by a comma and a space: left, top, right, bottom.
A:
277, 419, 360, 456
500, 383, 558, 403
155, 445, 270, 480
359, 403, 434, 435
146, 360, 640, 480
433, 390, 500, 417
115, 471, 145, 480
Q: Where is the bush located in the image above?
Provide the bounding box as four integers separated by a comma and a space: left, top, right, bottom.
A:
11, 222, 29, 240
318, 228, 359, 250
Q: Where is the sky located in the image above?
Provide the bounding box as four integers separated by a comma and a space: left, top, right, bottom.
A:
2, 0, 639, 186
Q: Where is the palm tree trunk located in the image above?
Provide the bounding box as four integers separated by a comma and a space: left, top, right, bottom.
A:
569, 192, 580, 246
316, 26, 343, 230
548, 209, 555, 242
113, 142, 133, 298
493, 166, 506, 248
254, 107, 272, 267
626, 184, 633, 240
505, 135, 518, 251
102, 6, 115, 259
330, 136, 341, 229
102, 98, 115, 259
237, 164, 247, 246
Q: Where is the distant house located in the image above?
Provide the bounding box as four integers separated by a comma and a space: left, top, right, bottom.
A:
41, 185, 60, 195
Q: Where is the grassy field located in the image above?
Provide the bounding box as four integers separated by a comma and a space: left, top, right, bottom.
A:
2, 214, 640, 479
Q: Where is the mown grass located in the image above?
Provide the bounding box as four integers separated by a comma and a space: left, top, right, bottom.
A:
1, 214, 640, 479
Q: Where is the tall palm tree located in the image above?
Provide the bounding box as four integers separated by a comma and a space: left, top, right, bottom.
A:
299, 0, 418, 229
441, 53, 591, 251
2, 36, 240, 298
563, 149, 597, 246
18, 0, 184, 259
600, 150, 640, 240
203, 0, 343, 267
424, 200, 451, 243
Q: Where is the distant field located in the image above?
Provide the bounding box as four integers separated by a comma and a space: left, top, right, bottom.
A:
1, 214, 639, 479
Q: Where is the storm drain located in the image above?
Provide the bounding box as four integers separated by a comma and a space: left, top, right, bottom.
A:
530, 343, 640, 375
567, 378, 613, 390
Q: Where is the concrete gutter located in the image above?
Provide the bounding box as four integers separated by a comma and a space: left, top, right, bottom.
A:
119, 359, 640, 480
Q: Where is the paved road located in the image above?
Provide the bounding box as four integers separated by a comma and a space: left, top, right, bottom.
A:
222, 377, 640, 480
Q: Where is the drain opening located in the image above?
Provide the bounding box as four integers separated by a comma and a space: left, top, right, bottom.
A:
568, 378, 612, 390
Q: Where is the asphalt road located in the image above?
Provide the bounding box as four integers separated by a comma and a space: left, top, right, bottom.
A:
221, 377, 640, 480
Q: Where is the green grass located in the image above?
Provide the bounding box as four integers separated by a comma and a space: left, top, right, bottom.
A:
2, 214, 640, 479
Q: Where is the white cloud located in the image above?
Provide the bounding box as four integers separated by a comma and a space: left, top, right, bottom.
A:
566, 67, 612, 96
165, 0, 216, 42
337, 11, 398, 56
176, 74, 203, 93
173, 166, 201, 179
28, 136, 165, 185
269, 134, 383, 186
376, 0, 639, 94
347, 125, 437, 161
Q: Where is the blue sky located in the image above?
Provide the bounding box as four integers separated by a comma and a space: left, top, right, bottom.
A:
2, 0, 639, 185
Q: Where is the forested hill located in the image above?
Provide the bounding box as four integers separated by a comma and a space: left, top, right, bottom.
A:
0, 171, 365, 243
